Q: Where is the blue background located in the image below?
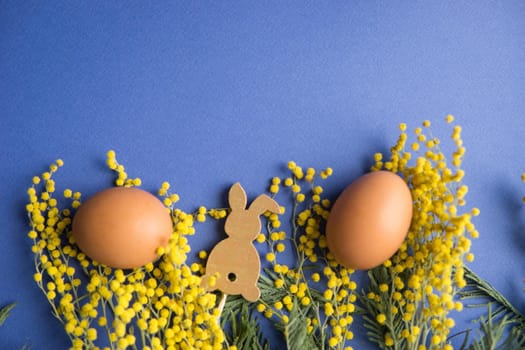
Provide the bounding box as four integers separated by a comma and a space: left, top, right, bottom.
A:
1, 1, 524, 349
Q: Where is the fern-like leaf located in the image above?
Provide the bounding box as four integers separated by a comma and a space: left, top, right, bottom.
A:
0, 303, 16, 326
458, 267, 525, 349
284, 301, 318, 350
222, 298, 270, 350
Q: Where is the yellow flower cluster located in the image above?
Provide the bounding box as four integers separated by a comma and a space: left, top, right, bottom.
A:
106, 150, 142, 187
256, 161, 356, 350
26, 116, 483, 350
364, 116, 478, 350
27, 152, 231, 350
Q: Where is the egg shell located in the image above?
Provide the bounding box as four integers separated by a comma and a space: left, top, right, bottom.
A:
326, 171, 413, 270
72, 187, 172, 269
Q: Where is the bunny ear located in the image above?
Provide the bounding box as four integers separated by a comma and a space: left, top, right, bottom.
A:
249, 194, 281, 215
229, 182, 248, 210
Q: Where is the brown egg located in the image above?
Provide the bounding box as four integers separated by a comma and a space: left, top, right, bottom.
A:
326, 171, 413, 270
72, 187, 172, 269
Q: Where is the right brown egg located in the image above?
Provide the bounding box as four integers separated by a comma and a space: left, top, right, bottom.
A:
326, 171, 413, 270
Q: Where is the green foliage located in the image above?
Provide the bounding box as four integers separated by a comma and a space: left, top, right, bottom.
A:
359, 266, 403, 350
0, 303, 16, 327
459, 267, 525, 350
222, 296, 270, 350
284, 301, 319, 350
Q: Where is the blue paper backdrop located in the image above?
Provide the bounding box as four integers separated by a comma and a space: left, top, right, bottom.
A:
1, 1, 524, 349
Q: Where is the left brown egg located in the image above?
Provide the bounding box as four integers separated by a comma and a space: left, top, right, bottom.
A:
72, 187, 173, 269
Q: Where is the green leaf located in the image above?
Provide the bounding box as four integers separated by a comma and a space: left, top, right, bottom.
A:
258, 272, 289, 306
221, 296, 270, 350
460, 267, 525, 323
359, 265, 408, 350
458, 267, 525, 349
466, 305, 521, 350
284, 301, 318, 350
0, 303, 16, 326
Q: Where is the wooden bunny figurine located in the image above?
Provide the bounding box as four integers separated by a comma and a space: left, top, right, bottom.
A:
201, 182, 281, 302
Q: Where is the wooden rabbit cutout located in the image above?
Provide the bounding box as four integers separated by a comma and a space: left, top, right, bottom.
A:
201, 182, 281, 302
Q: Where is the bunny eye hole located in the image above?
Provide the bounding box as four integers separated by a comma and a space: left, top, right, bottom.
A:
227, 272, 237, 282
